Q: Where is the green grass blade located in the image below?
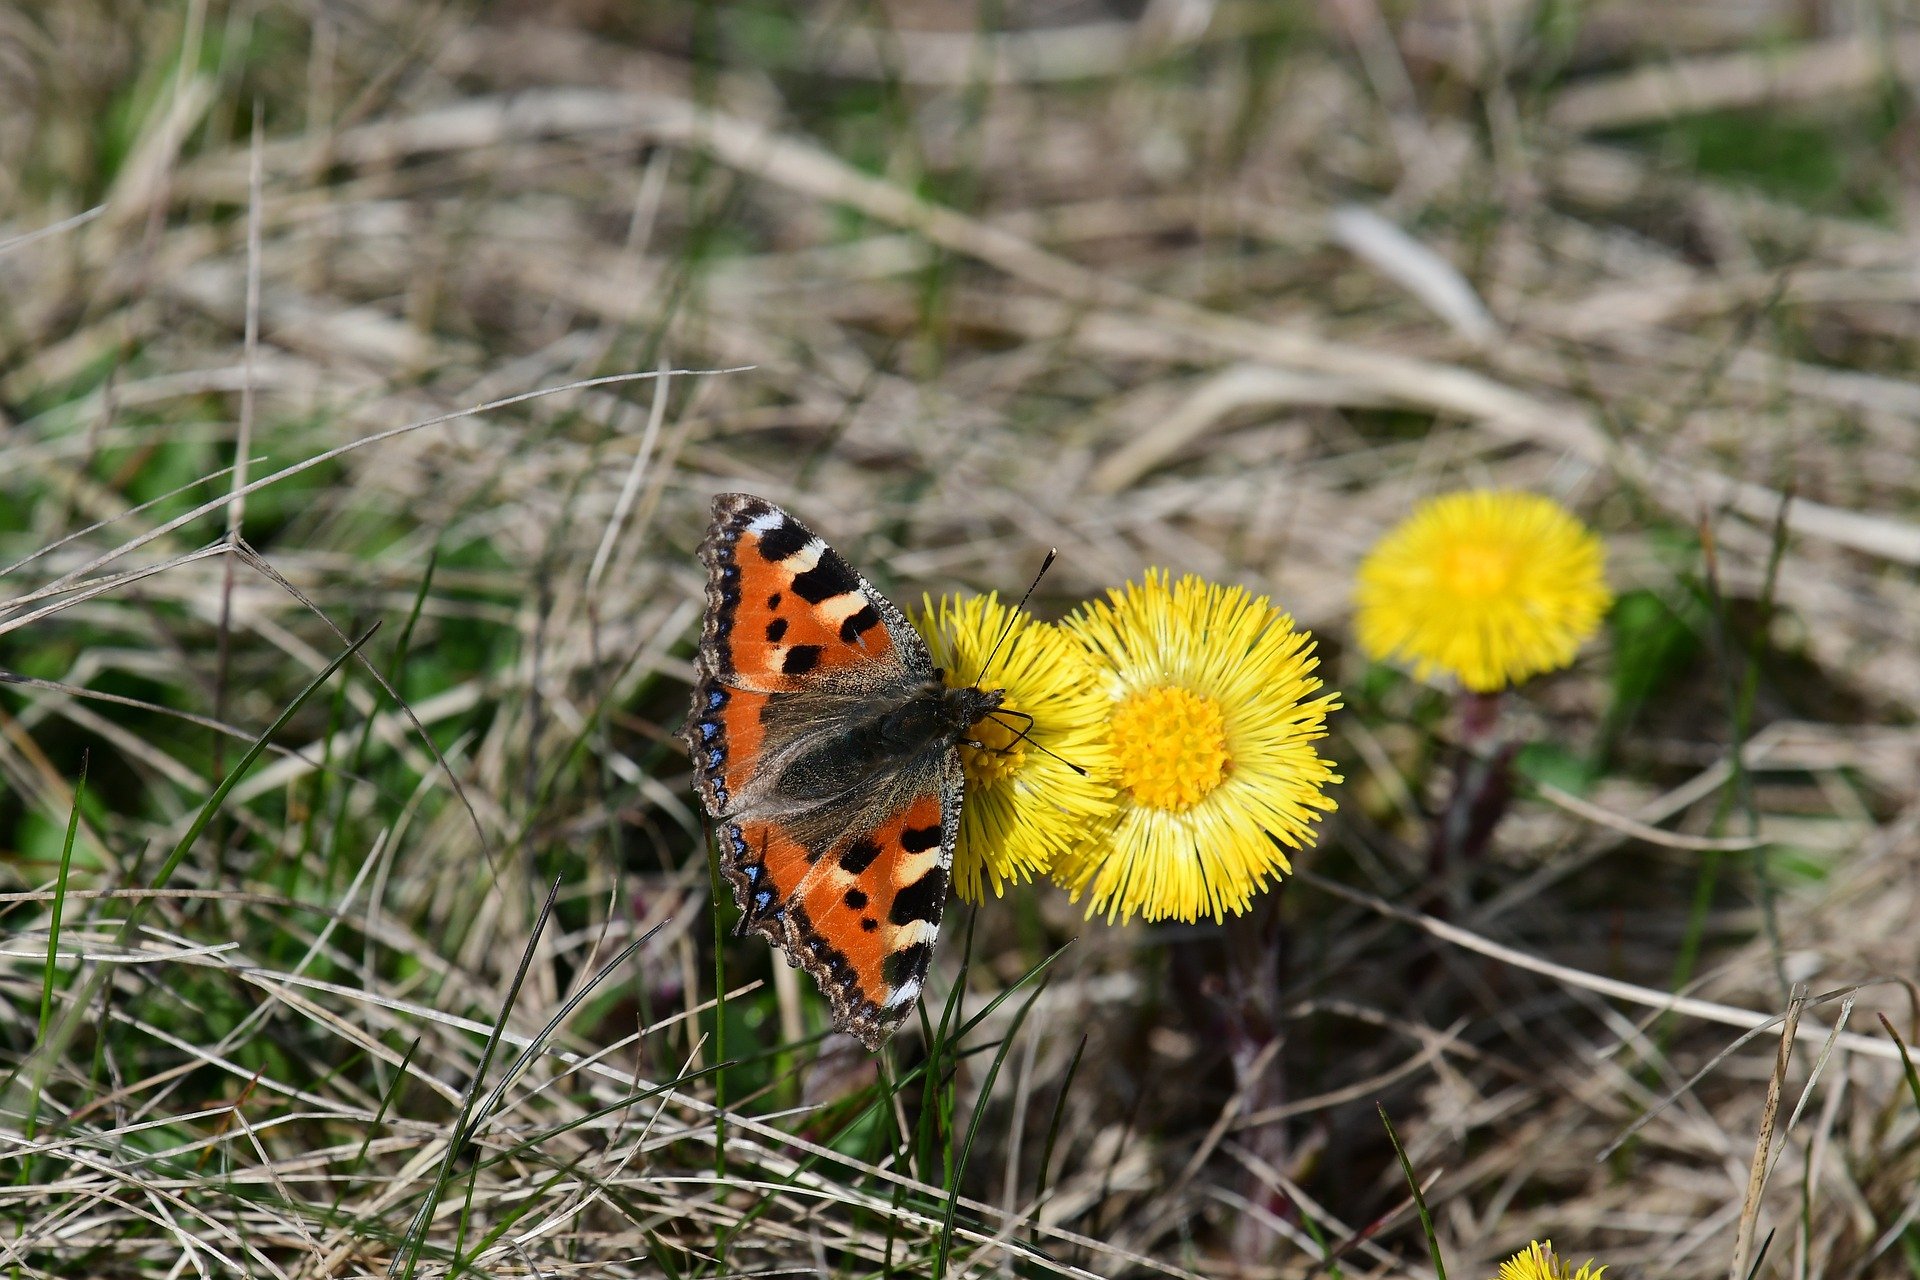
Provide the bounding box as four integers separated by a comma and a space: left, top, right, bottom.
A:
336, 1036, 421, 1207
36, 750, 87, 1044
1028, 1031, 1087, 1249
932, 963, 1053, 1280
953, 940, 1073, 1044
1744, 1226, 1777, 1280
705, 821, 732, 1276
1377, 1104, 1446, 1280
1879, 1013, 1920, 1112
23, 751, 88, 1151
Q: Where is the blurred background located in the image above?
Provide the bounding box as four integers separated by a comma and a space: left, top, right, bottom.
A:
2, 2, 1919, 1277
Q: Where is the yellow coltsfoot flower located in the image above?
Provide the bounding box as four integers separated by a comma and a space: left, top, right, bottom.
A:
1491, 1240, 1606, 1280
914, 593, 1115, 902
1054, 571, 1340, 924
1355, 489, 1612, 693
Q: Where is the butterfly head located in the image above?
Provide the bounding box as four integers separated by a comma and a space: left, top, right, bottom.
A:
935, 676, 1006, 738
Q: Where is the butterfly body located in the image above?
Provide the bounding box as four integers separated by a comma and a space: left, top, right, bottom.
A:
685, 493, 1000, 1048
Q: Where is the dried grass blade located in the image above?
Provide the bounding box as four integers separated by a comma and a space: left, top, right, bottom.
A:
1730, 988, 1803, 1280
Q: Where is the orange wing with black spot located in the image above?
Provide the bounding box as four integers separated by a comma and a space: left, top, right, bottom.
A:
722, 786, 953, 1047
684, 493, 955, 1049
693, 493, 910, 695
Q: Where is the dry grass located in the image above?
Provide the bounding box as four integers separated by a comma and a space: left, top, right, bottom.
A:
2, 1, 1919, 1276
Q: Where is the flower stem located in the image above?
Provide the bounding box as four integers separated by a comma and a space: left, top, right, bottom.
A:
1427, 689, 1516, 891
1220, 892, 1293, 1262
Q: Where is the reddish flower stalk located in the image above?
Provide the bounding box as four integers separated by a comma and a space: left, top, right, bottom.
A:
1427, 688, 1517, 888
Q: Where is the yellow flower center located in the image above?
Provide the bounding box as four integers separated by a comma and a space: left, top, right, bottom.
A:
962, 709, 1027, 787
1438, 540, 1520, 599
1109, 685, 1231, 812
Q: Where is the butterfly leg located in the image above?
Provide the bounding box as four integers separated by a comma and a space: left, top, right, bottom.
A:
981, 707, 1037, 753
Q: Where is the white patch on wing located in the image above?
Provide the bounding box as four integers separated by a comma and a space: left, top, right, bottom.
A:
889, 918, 938, 946
786, 538, 825, 572
819, 593, 869, 624
892, 852, 940, 882
884, 977, 922, 1009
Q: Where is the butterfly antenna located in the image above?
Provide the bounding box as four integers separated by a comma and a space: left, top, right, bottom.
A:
1015, 735, 1088, 777
976, 548, 1058, 684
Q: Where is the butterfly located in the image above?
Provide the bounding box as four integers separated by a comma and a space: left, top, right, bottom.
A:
683, 493, 1003, 1049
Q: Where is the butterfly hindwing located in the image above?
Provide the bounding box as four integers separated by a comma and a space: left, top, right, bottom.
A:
722, 771, 956, 1047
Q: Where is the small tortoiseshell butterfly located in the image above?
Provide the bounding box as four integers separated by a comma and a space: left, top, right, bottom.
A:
684, 493, 1002, 1048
